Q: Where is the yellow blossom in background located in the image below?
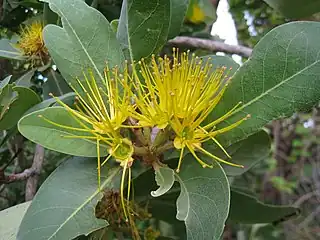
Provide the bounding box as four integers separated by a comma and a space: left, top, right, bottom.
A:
130, 49, 249, 172
16, 21, 48, 59
188, 4, 206, 24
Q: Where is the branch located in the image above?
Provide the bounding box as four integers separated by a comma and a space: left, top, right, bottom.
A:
1, 168, 36, 184
25, 144, 45, 201
168, 36, 253, 58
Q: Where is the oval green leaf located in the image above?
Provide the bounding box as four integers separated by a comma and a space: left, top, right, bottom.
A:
0, 86, 41, 130
42, 0, 125, 92
17, 157, 120, 240
229, 188, 300, 224
0, 202, 30, 240
175, 156, 230, 240
211, 22, 320, 147
117, 0, 170, 61
168, 0, 190, 39
0, 38, 26, 60
0, 75, 12, 89
15, 69, 36, 87
264, 0, 320, 18
24, 92, 76, 116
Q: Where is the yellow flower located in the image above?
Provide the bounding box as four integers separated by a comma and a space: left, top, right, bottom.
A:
39, 66, 134, 220
16, 21, 48, 59
130, 49, 250, 172
188, 4, 206, 24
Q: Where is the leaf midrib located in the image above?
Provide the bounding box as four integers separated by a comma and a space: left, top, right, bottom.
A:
50, 1, 105, 83
229, 59, 320, 117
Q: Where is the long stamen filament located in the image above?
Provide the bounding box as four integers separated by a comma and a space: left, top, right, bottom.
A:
97, 138, 101, 189
121, 159, 129, 222
176, 147, 185, 173
196, 145, 244, 168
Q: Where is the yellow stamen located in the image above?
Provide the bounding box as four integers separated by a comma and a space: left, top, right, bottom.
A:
196, 145, 244, 168
121, 159, 129, 222
187, 143, 213, 169
97, 138, 101, 189
16, 21, 47, 59
176, 147, 185, 173
38, 114, 92, 132
129, 50, 250, 170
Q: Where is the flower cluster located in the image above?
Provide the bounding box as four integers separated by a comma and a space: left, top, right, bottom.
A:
41, 49, 249, 220
128, 49, 249, 172
40, 66, 135, 220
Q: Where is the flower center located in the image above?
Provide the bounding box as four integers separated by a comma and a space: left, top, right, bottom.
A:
181, 126, 194, 140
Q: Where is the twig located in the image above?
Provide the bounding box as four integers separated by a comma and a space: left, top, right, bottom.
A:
168, 36, 253, 58
299, 205, 320, 229
293, 190, 320, 207
25, 144, 45, 201
2, 168, 36, 183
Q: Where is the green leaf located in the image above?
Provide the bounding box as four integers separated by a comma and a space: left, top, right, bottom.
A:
151, 166, 175, 197
0, 202, 31, 240
212, 22, 320, 147
43, 2, 58, 24
18, 107, 108, 157
123, 167, 186, 238
0, 81, 15, 119
229, 188, 300, 224
0, 38, 26, 60
117, 0, 170, 61
200, 55, 240, 83
110, 19, 119, 33
0, 86, 41, 130
208, 130, 271, 176
42, 69, 72, 99
185, 0, 216, 24
17, 157, 120, 240
264, 0, 320, 18
168, 0, 190, 39
148, 191, 187, 239
175, 156, 229, 240
15, 69, 36, 87
202, 55, 239, 76
250, 224, 281, 240
0, 75, 11, 89
42, 0, 125, 92
24, 92, 76, 115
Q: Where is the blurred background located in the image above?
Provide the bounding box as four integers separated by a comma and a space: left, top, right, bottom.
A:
0, 0, 319, 239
